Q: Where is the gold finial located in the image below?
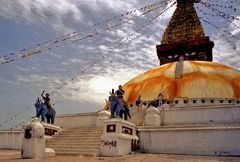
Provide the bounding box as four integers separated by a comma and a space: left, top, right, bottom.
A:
161, 0, 204, 44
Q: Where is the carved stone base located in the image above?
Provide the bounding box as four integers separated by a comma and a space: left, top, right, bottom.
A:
22, 138, 45, 159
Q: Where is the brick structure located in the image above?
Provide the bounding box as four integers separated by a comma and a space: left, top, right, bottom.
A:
157, 0, 214, 65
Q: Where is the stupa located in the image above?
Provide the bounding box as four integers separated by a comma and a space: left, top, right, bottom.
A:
123, 0, 240, 103
119, 0, 240, 156
2, 0, 240, 158
19, 0, 240, 157
25, 0, 240, 157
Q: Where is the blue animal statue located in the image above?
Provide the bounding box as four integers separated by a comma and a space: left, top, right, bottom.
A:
39, 103, 49, 122
45, 107, 56, 124
35, 99, 56, 124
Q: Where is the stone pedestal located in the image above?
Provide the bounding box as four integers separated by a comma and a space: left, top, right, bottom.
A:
21, 118, 45, 159
144, 107, 161, 126
97, 110, 111, 127
100, 118, 138, 156
22, 138, 45, 159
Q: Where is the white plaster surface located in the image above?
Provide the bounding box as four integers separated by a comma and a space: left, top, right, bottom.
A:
0, 121, 61, 150
144, 107, 161, 126
100, 119, 138, 157
97, 110, 111, 127
55, 112, 98, 128
138, 126, 240, 156
0, 130, 23, 149
101, 136, 132, 157
161, 105, 240, 126
22, 138, 45, 159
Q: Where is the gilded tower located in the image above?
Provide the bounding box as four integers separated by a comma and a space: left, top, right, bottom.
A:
156, 0, 214, 65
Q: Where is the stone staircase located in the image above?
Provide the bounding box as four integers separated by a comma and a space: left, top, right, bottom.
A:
129, 108, 146, 126
46, 126, 102, 157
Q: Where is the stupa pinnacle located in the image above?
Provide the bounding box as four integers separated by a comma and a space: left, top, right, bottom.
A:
156, 0, 214, 65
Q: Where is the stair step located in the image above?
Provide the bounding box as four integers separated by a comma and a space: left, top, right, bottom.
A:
66, 126, 102, 129
56, 151, 98, 157
61, 129, 102, 132
51, 134, 101, 139
46, 141, 101, 145
55, 149, 99, 153
56, 131, 102, 134
47, 139, 101, 142
56, 132, 102, 136
55, 131, 101, 133
61, 129, 102, 131
46, 142, 101, 146
54, 149, 99, 153
128, 109, 146, 126
47, 141, 101, 144
46, 145, 100, 150
48, 136, 101, 139
47, 142, 101, 146
53, 148, 99, 152
50, 136, 101, 140
47, 140, 100, 143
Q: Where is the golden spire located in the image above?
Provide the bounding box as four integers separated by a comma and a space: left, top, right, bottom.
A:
156, 0, 214, 65
161, 0, 204, 44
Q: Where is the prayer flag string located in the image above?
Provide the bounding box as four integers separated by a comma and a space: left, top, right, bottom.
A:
0, 0, 174, 128
0, 0, 171, 65
200, 2, 240, 29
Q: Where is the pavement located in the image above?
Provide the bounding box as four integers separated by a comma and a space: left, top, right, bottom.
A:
1, 149, 240, 162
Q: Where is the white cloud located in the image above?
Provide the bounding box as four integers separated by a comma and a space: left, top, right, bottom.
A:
61, 67, 142, 104
0, 0, 83, 32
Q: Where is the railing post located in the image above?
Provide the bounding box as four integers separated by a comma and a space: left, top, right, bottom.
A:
97, 110, 111, 127
21, 118, 45, 159
144, 106, 161, 126
100, 118, 138, 156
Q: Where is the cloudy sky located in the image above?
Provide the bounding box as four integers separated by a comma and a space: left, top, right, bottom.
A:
0, 0, 239, 128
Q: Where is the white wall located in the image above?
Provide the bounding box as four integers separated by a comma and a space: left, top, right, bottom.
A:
161, 105, 240, 126
138, 126, 240, 156
55, 112, 98, 128
0, 130, 23, 149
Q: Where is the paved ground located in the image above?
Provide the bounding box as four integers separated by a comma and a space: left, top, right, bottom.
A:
1, 149, 240, 162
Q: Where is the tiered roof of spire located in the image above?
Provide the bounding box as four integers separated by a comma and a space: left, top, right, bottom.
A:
161, 0, 204, 44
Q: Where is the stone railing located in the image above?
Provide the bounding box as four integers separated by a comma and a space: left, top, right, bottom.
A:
139, 98, 240, 109
0, 121, 62, 150
0, 129, 23, 149
172, 98, 240, 108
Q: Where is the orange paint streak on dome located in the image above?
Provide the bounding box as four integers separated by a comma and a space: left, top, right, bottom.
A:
232, 76, 240, 98
179, 72, 235, 98
123, 61, 240, 104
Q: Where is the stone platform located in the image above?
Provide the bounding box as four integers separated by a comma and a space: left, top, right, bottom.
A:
1, 149, 240, 162
138, 98, 240, 156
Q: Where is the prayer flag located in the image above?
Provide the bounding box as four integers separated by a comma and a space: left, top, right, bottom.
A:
26, 51, 33, 56
20, 49, 26, 52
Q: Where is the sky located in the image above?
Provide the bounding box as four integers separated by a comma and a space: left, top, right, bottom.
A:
0, 0, 240, 128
